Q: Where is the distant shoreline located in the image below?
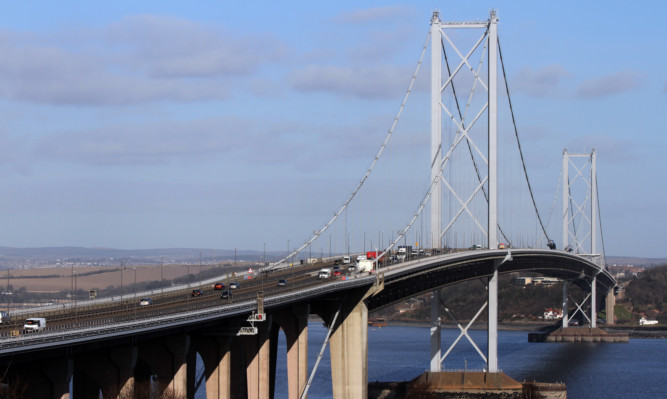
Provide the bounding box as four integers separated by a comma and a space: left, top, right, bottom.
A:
371, 319, 667, 338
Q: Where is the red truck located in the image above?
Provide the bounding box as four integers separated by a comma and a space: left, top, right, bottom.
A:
366, 251, 378, 260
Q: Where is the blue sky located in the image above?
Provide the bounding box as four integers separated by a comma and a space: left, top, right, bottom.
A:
0, 1, 664, 258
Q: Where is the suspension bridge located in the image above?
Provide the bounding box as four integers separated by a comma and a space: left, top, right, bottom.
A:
0, 10, 616, 399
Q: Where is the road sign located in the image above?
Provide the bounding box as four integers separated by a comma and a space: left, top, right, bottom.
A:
247, 313, 266, 322
237, 327, 258, 336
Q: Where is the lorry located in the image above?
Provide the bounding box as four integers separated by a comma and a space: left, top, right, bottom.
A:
23, 317, 46, 333
318, 268, 331, 279
356, 259, 375, 273
397, 246, 412, 261
366, 251, 378, 260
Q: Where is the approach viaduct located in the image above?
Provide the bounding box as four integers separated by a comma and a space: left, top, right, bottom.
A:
0, 248, 615, 399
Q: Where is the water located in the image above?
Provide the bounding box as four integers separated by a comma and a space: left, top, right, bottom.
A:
196, 323, 667, 399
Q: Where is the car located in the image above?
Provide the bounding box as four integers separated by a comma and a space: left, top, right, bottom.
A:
470, 244, 482, 250
139, 298, 152, 306
277, 279, 287, 286
220, 290, 232, 299
498, 243, 507, 249
191, 289, 203, 297
229, 282, 239, 290
213, 283, 224, 290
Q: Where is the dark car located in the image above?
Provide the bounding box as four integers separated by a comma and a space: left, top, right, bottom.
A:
229, 282, 239, 290
213, 283, 224, 290
220, 290, 232, 299
191, 289, 203, 297
277, 279, 287, 286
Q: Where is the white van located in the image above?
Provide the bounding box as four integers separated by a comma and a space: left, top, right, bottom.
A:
318, 268, 331, 279
342, 256, 351, 264
23, 317, 46, 333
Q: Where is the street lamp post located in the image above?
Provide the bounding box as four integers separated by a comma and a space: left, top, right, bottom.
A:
160, 257, 164, 294
5, 268, 9, 314
120, 261, 124, 303
74, 271, 78, 325
133, 267, 137, 319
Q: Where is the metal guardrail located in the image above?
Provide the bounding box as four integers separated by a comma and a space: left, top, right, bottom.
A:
0, 273, 377, 354
0, 248, 613, 355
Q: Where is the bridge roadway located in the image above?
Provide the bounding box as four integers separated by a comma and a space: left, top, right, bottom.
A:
0, 248, 613, 357
0, 248, 615, 398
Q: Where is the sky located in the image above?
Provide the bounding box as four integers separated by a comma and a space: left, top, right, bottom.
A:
0, 1, 664, 258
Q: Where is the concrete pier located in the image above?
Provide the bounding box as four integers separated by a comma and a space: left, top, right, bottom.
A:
528, 327, 629, 343
368, 371, 567, 399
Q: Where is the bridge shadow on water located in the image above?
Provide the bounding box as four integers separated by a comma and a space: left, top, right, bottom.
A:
193, 323, 665, 399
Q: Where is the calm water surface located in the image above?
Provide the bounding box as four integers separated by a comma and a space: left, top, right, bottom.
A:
197, 323, 666, 399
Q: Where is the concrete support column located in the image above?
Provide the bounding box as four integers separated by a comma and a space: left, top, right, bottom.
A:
330, 299, 369, 399
430, 289, 441, 372
198, 336, 232, 399
241, 323, 272, 399
591, 276, 597, 328
164, 334, 191, 398
19, 357, 73, 399
487, 263, 498, 373
606, 289, 616, 325
73, 350, 116, 398
109, 345, 138, 398
272, 303, 309, 399
269, 325, 279, 399
562, 281, 569, 328
187, 349, 197, 399
230, 337, 244, 399
139, 334, 191, 398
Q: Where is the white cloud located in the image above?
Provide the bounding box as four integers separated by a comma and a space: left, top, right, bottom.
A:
511, 65, 572, 97
106, 15, 287, 78
290, 64, 412, 99
33, 118, 251, 166
575, 70, 643, 98
334, 6, 413, 24
566, 134, 639, 163
0, 15, 288, 106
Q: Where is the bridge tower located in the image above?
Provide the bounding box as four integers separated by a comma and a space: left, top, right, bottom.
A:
429, 10, 500, 373
561, 148, 600, 260
561, 148, 607, 327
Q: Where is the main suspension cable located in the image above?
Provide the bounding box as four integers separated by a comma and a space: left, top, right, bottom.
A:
442, 37, 512, 246
497, 37, 551, 244
269, 28, 432, 268
596, 177, 607, 267
545, 162, 563, 231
